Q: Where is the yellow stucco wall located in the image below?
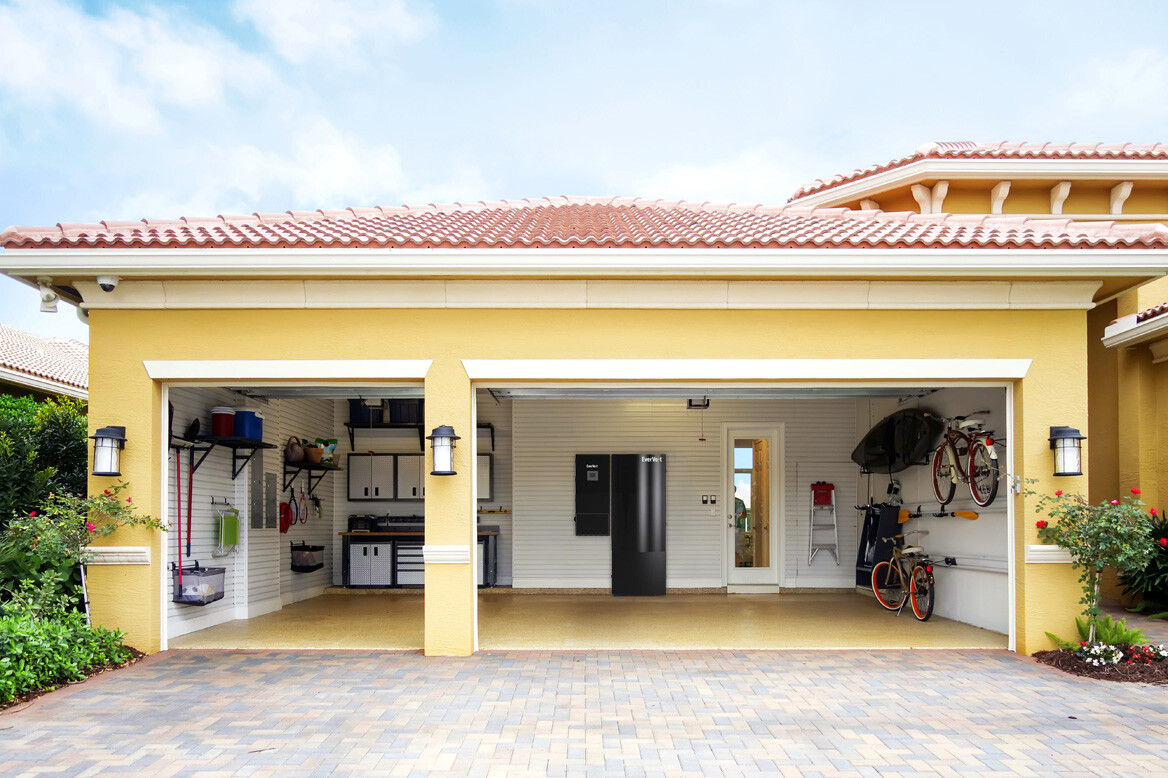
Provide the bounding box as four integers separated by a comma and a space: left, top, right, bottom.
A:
88, 305, 1088, 655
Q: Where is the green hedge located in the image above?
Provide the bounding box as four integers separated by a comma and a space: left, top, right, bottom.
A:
0, 608, 132, 704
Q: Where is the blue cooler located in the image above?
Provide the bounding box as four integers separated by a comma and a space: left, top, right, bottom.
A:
234, 408, 264, 440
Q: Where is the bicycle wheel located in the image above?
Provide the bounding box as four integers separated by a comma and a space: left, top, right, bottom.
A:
967, 438, 1000, 507
871, 561, 906, 610
909, 564, 934, 621
930, 443, 957, 505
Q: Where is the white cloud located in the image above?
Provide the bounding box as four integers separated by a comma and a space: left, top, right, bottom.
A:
232, 0, 434, 65
614, 141, 824, 206
109, 116, 419, 219
0, 0, 277, 133
1058, 48, 1168, 122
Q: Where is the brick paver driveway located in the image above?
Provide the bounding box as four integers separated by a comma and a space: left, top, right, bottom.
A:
1, 649, 1165, 776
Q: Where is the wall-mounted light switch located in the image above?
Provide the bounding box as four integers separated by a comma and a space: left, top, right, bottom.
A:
710, 495, 718, 505
701, 495, 709, 504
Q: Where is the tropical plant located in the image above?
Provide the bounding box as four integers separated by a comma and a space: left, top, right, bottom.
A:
1033, 488, 1158, 642
1120, 513, 1168, 615
1044, 614, 1148, 650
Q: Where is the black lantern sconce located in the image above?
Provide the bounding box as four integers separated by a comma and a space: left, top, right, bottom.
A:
1049, 426, 1086, 477
426, 425, 461, 476
90, 425, 127, 477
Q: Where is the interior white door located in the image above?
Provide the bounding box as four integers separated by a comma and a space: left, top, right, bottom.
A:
726, 426, 782, 586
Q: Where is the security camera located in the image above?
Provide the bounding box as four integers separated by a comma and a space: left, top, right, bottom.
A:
97, 275, 119, 292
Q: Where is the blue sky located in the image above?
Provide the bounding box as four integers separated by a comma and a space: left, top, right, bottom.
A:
4, 0, 1168, 342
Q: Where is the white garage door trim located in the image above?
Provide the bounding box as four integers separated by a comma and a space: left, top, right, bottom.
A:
463, 358, 1031, 381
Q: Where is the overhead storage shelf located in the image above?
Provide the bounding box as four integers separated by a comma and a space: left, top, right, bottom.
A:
283, 461, 342, 495
344, 422, 495, 451
190, 435, 275, 479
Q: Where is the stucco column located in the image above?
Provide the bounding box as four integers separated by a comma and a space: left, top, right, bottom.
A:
86, 313, 164, 653
423, 358, 477, 655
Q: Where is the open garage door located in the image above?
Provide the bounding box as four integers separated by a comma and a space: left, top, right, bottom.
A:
474, 382, 1011, 651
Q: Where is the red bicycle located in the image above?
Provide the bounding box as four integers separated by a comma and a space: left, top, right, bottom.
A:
929, 412, 1000, 507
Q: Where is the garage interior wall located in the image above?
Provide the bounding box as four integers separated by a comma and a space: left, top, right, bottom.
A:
167, 388, 339, 639
512, 389, 1007, 635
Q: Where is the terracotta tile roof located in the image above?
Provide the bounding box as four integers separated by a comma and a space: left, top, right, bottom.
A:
789, 142, 1168, 201
1136, 302, 1168, 323
0, 322, 88, 393
3, 197, 1168, 251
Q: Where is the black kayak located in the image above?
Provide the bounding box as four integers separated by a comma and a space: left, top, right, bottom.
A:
851, 408, 943, 474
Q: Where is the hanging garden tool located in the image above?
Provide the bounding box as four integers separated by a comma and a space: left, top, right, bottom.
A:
212, 500, 240, 558
952, 510, 979, 520
182, 418, 200, 556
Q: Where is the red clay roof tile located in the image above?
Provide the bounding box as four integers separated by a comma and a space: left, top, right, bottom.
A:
0, 323, 88, 393
789, 141, 1168, 201
4, 196, 1168, 251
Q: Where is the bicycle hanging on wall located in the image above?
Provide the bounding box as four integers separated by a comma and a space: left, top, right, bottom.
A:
928, 412, 1001, 508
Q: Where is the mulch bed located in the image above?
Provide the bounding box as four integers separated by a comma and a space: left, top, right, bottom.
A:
0, 647, 146, 713
1033, 649, 1168, 684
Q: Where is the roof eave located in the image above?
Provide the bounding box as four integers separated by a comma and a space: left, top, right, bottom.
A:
790, 158, 1168, 208
4, 246, 1168, 281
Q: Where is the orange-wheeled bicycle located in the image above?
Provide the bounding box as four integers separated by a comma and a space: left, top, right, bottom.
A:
871, 530, 935, 621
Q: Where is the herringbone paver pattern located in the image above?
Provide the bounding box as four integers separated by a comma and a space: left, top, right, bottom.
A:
1, 650, 1165, 776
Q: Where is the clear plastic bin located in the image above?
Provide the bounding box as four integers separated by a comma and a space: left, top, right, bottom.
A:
171, 563, 226, 606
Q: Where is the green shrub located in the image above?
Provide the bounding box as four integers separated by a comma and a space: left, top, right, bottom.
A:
0, 395, 87, 533
1120, 514, 1168, 610
0, 583, 132, 704
0, 482, 164, 605
1033, 488, 1157, 642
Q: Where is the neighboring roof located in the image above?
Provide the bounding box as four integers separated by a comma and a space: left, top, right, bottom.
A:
4, 197, 1168, 251
0, 322, 88, 398
789, 142, 1168, 202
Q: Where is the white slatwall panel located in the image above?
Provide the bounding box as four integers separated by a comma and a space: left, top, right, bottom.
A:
477, 394, 514, 584
512, 398, 859, 589
275, 398, 338, 601
861, 388, 1010, 633
166, 388, 251, 638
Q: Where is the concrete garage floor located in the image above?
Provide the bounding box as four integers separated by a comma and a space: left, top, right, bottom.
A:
168, 591, 1007, 650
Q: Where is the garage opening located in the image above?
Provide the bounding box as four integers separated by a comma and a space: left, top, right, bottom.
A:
475, 383, 1011, 650
163, 382, 1011, 652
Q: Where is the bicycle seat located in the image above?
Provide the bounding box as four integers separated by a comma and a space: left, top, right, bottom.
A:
957, 418, 984, 430
902, 546, 924, 554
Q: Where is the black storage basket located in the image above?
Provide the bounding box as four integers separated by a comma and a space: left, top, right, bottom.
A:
171, 561, 226, 606
290, 542, 325, 573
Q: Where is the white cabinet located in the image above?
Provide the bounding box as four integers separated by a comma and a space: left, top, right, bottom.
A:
347, 453, 394, 501
397, 454, 424, 500
347, 541, 392, 586
477, 454, 493, 501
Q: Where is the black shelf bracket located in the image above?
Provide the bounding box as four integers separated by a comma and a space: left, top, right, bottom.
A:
345, 422, 426, 451
345, 421, 495, 452
283, 463, 341, 495
189, 436, 276, 480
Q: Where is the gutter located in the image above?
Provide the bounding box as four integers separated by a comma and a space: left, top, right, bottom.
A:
3, 246, 1168, 279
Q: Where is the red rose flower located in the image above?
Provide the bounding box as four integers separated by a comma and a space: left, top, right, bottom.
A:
1110, 500, 1120, 505
1055, 490, 1063, 497
1160, 538, 1167, 548
1132, 488, 1142, 494
29, 511, 36, 517
1036, 520, 1047, 529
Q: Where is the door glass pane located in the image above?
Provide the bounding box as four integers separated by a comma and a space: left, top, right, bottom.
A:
733, 438, 770, 569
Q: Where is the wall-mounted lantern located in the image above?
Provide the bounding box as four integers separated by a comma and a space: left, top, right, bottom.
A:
427, 425, 461, 476
1049, 426, 1086, 477
90, 425, 127, 477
